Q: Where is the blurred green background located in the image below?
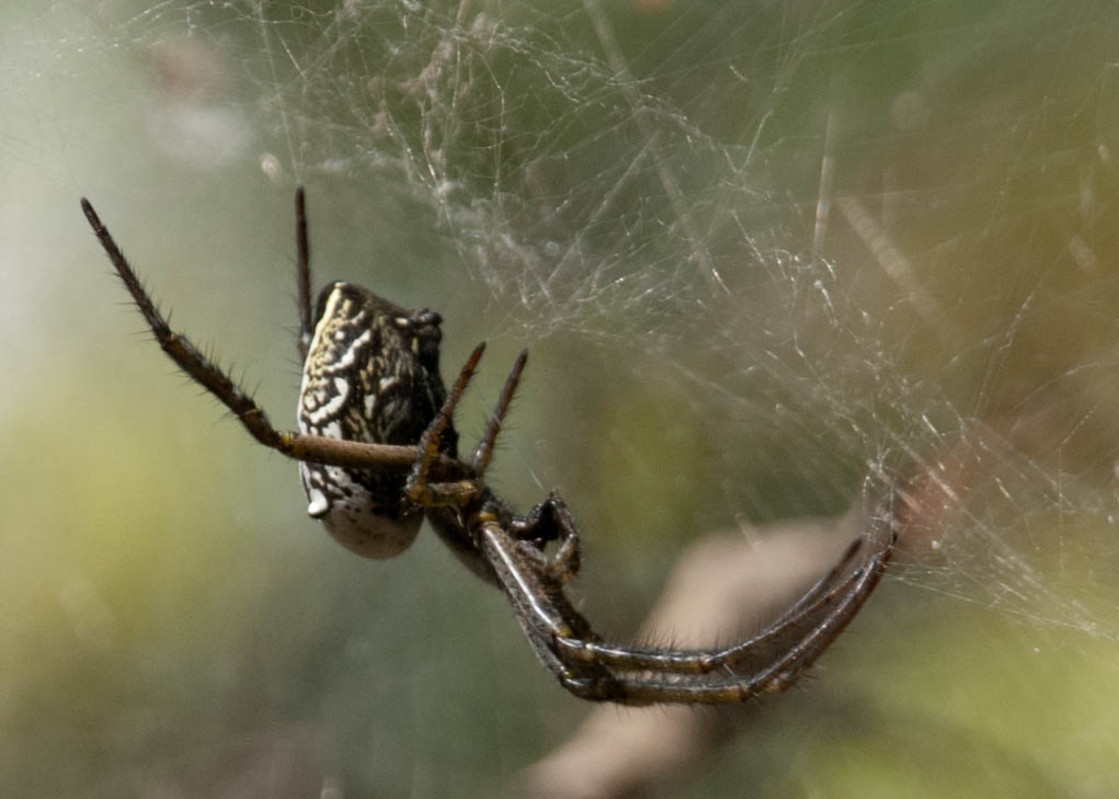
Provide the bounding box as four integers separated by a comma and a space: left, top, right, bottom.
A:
3, 0, 1119, 796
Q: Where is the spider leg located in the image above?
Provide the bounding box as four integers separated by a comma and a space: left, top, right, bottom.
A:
762, 496, 897, 632
405, 342, 488, 507
478, 518, 601, 658
556, 532, 890, 703
479, 516, 894, 704
404, 346, 527, 498
82, 197, 462, 479
295, 186, 313, 361
767, 535, 864, 628
81, 197, 289, 453
470, 350, 528, 476
726, 536, 895, 696
566, 528, 895, 680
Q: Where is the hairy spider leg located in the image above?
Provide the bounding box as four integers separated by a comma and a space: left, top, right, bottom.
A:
470, 350, 528, 476
466, 354, 584, 572
737, 535, 895, 695
478, 520, 895, 704
768, 535, 864, 627
81, 196, 458, 478
81, 197, 286, 452
546, 537, 880, 671
405, 342, 489, 507
295, 186, 313, 361
408, 345, 582, 583
406, 346, 571, 545
556, 530, 895, 677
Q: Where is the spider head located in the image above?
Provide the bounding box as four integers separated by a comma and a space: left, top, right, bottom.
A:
297, 281, 454, 558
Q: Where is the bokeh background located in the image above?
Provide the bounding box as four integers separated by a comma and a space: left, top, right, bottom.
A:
3, 1, 1119, 796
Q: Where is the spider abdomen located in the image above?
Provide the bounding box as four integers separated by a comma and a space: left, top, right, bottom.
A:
297, 282, 452, 558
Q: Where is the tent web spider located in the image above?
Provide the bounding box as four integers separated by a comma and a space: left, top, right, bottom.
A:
80, 188, 894, 704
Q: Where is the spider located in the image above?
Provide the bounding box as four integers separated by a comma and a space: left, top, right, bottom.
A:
80, 188, 895, 704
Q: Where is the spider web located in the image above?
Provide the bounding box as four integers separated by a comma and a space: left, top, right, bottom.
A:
132, 0, 1118, 630
4, 0, 1119, 795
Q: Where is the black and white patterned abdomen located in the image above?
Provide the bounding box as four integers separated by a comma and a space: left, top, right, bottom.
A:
297, 282, 451, 558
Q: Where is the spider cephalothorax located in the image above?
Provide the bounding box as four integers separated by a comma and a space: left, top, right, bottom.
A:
81, 188, 895, 705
